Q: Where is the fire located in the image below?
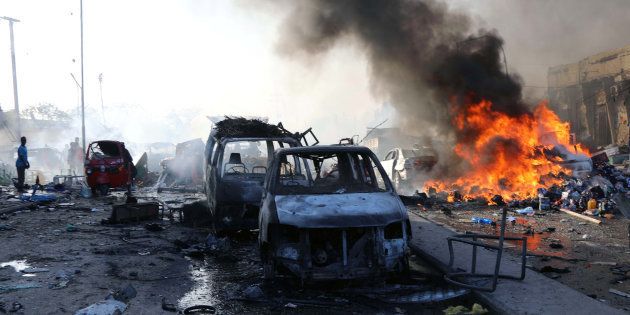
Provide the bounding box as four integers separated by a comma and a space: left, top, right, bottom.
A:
426, 99, 589, 201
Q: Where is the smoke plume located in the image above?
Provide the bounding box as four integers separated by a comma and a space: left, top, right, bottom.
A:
273, 0, 531, 178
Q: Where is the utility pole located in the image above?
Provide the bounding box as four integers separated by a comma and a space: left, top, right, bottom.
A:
98, 73, 105, 124
1, 16, 21, 138
80, 0, 86, 150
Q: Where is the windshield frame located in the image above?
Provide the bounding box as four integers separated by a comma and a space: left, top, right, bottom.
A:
269, 148, 394, 195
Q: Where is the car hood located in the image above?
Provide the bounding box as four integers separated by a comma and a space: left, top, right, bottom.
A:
274, 192, 406, 228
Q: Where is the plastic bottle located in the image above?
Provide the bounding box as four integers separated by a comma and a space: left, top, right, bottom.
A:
471, 217, 493, 225
587, 198, 597, 210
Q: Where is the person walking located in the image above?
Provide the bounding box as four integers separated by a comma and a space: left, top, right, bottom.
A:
15, 136, 29, 192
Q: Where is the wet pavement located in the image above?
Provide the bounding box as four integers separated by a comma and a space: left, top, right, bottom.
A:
0, 187, 486, 314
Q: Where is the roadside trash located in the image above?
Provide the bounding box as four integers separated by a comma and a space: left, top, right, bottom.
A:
74, 298, 127, 315
5, 302, 23, 313
609, 288, 630, 298
206, 234, 231, 252
592, 261, 617, 266
66, 224, 78, 232
539, 266, 570, 273
471, 217, 493, 225
138, 250, 151, 256
79, 182, 92, 198
107, 202, 159, 224
144, 223, 164, 232
182, 245, 206, 259
587, 198, 597, 210
539, 197, 550, 210
113, 284, 137, 302
549, 242, 564, 249
516, 207, 535, 215
284, 302, 298, 309
182, 305, 216, 314
242, 284, 264, 300
161, 297, 177, 312
444, 303, 488, 315
19, 194, 57, 202
90, 208, 103, 212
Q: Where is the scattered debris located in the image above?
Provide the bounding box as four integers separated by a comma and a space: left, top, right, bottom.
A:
161, 297, 177, 312
74, 298, 127, 315
242, 285, 264, 300
539, 266, 571, 274
182, 305, 216, 314
107, 202, 159, 223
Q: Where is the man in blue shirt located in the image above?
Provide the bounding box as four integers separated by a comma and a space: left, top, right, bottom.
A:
15, 136, 29, 192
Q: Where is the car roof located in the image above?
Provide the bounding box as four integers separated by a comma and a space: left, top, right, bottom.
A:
275, 145, 373, 155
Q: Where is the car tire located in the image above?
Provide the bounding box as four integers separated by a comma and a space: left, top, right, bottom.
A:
98, 184, 109, 196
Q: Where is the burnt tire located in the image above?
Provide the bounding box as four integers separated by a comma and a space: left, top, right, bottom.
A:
98, 184, 109, 196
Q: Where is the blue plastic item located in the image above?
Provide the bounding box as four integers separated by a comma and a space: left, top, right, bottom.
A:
19, 194, 57, 202
471, 217, 493, 225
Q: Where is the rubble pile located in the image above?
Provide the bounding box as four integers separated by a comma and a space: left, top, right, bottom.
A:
417, 152, 630, 222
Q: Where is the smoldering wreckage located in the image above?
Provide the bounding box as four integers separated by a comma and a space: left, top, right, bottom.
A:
1, 116, 629, 314
2, 1, 630, 314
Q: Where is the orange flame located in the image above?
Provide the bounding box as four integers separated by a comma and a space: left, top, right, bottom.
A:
426, 99, 589, 201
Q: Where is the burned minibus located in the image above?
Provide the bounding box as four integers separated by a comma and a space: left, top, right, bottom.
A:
204, 117, 317, 232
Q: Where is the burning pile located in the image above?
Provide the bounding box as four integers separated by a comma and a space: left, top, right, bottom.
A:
425, 99, 590, 201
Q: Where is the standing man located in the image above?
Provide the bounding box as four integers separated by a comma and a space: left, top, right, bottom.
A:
15, 136, 29, 192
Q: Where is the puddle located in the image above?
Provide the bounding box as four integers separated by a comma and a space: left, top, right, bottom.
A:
1, 260, 46, 277
177, 262, 220, 310
0, 260, 31, 273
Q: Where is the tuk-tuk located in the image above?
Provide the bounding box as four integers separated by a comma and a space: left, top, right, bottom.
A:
85, 140, 131, 195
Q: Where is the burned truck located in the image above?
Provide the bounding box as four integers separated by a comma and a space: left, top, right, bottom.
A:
204, 118, 317, 232
259, 145, 411, 281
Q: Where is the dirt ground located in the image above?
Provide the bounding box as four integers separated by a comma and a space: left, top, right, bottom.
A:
0, 187, 488, 314
411, 203, 630, 312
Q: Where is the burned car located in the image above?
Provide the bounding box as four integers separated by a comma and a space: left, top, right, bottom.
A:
204, 117, 317, 232
259, 145, 411, 281
381, 145, 438, 193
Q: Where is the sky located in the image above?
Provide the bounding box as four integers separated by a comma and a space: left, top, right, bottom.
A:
0, 0, 629, 145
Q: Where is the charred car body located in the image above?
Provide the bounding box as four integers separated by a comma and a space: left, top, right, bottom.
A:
259, 145, 411, 281
204, 118, 317, 232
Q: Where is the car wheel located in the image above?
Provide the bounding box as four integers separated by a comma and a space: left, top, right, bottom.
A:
98, 184, 109, 196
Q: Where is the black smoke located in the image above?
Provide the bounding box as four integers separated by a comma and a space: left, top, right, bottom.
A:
273, 0, 532, 178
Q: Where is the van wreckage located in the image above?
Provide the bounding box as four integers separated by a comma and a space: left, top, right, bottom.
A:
203, 117, 318, 232
258, 145, 411, 281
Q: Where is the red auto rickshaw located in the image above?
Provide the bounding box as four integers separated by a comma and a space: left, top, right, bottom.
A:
85, 140, 132, 195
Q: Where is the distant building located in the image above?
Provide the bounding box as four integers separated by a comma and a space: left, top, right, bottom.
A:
548, 43, 630, 148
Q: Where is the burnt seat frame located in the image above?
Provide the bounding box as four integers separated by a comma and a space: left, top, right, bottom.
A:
444, 207, 527, 292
